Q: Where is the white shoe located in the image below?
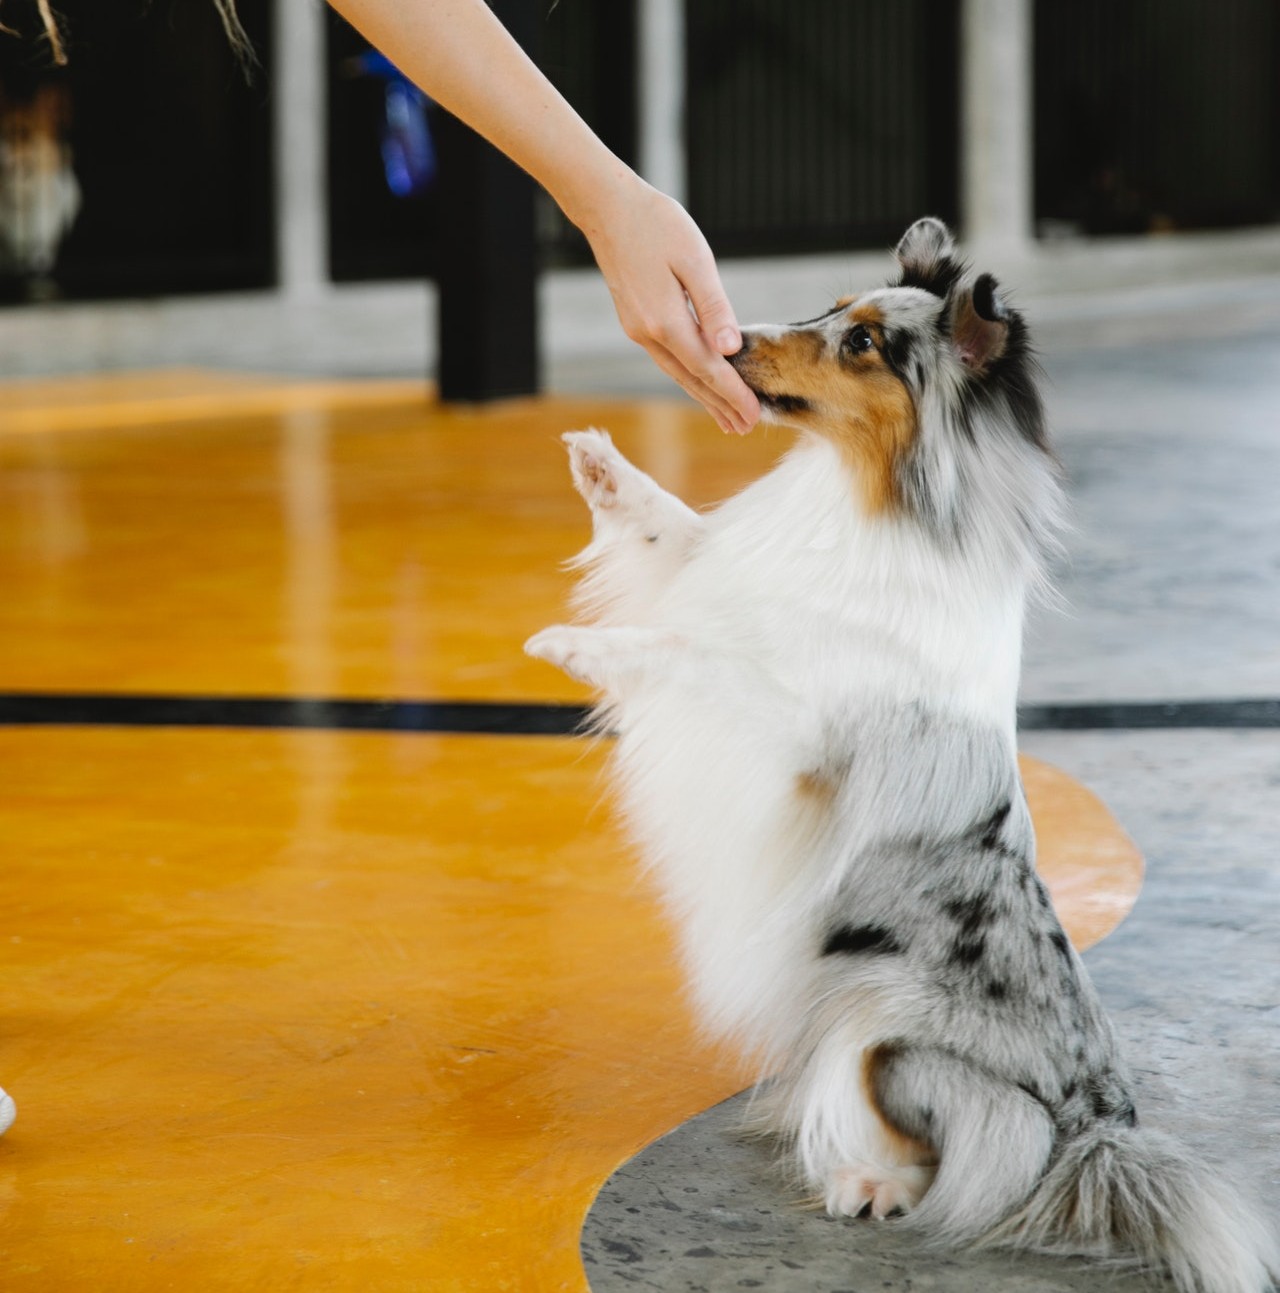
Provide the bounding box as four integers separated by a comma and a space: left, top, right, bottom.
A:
0, 1087, 15, 1134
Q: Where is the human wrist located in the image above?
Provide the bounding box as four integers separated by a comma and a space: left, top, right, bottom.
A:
552, 149, 646, 240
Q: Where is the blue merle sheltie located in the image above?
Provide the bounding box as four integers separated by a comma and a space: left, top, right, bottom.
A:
526, 218, 1277, 1293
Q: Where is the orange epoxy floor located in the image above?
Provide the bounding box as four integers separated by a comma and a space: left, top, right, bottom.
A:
0, 373, 782, 702
1, 727, 738, 1291
0, 374, 1144, 1290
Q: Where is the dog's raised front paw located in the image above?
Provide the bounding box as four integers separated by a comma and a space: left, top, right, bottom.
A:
563, 428, 624, 511
824, 1162, 934, 1220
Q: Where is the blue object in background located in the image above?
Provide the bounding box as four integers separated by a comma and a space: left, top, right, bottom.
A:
348, 50, 436, 198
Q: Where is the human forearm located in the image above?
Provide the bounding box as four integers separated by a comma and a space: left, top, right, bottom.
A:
327, 0, 624, 226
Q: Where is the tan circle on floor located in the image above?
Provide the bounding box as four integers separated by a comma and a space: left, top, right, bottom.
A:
1021, 752, 1143, 953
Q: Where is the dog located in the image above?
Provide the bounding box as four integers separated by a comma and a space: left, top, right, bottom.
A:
526, 218, 1277, 1293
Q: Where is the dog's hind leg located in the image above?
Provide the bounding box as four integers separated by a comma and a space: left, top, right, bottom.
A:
869, 1044, 1055, 1243
773, 1027, 939, 1222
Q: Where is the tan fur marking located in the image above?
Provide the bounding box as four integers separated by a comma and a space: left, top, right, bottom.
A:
736, 323, 916, 515
789, 767, 847, 860
862, 1045, 937, 1167
847, 303, 884, 327
795, 770, 838, 806
835, 369, 916, 514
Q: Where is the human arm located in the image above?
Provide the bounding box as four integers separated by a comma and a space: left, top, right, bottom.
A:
326, 0, 760, 433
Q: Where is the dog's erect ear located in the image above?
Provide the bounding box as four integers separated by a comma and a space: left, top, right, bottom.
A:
949, 273, 1010, 374
894, 217, 960, 296
895, 217, 955, 270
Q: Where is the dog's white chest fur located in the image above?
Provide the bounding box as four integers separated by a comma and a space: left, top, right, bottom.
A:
651, 437, 1026, 733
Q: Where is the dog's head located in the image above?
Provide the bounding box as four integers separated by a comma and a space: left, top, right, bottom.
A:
729, 218, 1049, 520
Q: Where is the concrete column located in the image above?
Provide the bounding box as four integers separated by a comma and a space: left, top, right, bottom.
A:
637, 0, 686, 204
961, 0, 1034, 255
436, 0, 539, 399
273, 0, 329, 296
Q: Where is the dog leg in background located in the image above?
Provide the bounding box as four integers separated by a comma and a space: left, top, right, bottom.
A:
562, 429, 703, 622
524, 624, 798, 724
523, 624, 690, 692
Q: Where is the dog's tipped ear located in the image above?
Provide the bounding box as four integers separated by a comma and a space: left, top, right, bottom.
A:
894, 217, 960, 295
895, 216, 955, 268
895, 217, 955, 273
950, 273, 1010, 374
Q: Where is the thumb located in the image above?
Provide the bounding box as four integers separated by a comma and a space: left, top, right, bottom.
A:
681, 257, 741, 355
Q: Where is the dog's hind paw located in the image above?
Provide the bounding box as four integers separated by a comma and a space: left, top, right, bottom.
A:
825, 1163, 935, 1220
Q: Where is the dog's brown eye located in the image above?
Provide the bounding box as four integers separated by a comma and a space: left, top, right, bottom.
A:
843, 325, 874, 355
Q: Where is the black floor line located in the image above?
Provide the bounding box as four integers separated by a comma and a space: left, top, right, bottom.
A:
0, 692, 1277, 735
0, 694, 588, 736
1018, 698, 1280, 731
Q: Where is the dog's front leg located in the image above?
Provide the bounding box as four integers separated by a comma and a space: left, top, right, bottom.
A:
558, 430, 707, 625
524, 624, 685, 693
565, 429, 702, 547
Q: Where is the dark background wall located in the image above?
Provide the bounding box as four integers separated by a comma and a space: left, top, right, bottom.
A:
0, 0, 1277, 302
0, 0, 273, 301
1035, 0, 1280, 236
684, 0, 960, 256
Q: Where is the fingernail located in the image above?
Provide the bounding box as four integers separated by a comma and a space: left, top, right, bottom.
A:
716, 328, 740, 354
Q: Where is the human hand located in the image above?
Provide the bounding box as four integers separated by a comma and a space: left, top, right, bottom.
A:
578, 175, 760, 435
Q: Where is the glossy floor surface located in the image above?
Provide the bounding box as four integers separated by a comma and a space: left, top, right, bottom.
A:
0, 374, 1146, 1290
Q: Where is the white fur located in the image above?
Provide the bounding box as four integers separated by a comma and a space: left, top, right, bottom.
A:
531, 427, 1023, 1039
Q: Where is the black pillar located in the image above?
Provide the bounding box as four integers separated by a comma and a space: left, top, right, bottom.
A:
434, 0, 540, 401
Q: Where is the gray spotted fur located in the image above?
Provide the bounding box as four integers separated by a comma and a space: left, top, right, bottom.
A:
760, 702, 1277, 1292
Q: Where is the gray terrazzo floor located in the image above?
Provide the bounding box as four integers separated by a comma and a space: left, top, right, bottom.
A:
1024, 332, 1280, 703
578, 327, 1280, 1291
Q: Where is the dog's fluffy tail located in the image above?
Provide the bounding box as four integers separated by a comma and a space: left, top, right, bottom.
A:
977, 1124, 1279, 1293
